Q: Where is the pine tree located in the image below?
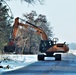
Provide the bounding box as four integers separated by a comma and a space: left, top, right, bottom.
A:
0, 1, 13, 53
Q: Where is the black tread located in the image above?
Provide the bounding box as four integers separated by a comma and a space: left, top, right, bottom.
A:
55, 54, 61, 61
38, 54, 45, 61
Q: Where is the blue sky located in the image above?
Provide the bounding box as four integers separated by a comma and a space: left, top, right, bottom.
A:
6, 0, 76, 43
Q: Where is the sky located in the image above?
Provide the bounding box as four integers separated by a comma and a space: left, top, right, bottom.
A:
6, 0, 76, 44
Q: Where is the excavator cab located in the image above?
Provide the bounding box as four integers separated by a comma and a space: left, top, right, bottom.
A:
39, 40, 54, 53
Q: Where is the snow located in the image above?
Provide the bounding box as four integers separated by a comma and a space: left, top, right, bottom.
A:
0, 50, 76, 74
0, 55, 37, 74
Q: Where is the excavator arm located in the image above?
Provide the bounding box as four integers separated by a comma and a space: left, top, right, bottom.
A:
4, 17, 49, 53
13, 17, 48, 40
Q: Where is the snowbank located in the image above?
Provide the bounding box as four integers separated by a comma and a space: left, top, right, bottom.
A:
0, 54, 37, 74
0, 50, 76, 61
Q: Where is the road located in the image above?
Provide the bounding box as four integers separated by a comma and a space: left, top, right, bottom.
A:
2, 53, 76, 75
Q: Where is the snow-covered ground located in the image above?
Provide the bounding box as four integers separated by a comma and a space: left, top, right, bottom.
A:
0, 50, 76, 74
0, 55, 37, 74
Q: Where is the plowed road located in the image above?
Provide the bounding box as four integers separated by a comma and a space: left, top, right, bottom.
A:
2, 53, 76, 75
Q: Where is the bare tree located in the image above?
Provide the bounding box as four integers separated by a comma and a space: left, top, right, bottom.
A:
5, 0, 45, 4
16, 11, 53, 54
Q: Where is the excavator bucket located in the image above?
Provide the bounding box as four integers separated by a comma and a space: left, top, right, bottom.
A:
4, 45, 15, 52
4, 39, 15, 52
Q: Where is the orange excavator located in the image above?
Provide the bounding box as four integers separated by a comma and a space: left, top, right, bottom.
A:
4, 17, 69, 60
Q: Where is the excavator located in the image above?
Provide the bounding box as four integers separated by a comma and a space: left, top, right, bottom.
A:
4, 17, 69, 60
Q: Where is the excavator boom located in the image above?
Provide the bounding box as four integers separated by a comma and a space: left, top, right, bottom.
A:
13, 17, 48, 40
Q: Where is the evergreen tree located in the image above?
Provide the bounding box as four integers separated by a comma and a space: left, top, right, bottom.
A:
0, 0, 13, 53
